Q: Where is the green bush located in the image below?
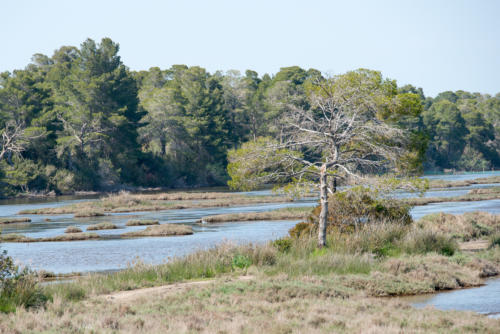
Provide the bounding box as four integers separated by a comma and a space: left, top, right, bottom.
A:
0, 250, 49, 313
231, 254, 252, 270
272, 238, 292, 253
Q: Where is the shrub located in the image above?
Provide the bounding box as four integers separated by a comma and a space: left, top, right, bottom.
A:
232, 254, 252, 270
307, 186, 413, 232
289, 222, 315, 239
0, 250, 49, 313
273, 238, 292, 253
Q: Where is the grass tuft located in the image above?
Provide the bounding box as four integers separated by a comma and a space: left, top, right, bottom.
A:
121, 224, 192, 237
86, 222, 118, 230
64, 226, 82, 233
125, 219, 159, 226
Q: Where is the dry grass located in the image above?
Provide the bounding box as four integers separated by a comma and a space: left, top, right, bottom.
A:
468, 186, 500, 195
64, 226, 82, 233
73, 210, 105, 218
198, 207, 311, 223
428, 175, 500, 188
140, 192, 238, 201
407, 186, 500, 206
0, 232, 100, 242
121, 224, 193, 237
3, 209, 500, 331
86, 222, 118, 230
2, 270, 500, 333
417, 212, 500, 241
125, 219, 159, 226
18, 191, 294, 215
0, 217, 31, 224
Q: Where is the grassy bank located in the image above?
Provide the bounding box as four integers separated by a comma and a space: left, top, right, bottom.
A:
3, 211, 500, 332
198, 206, 311, 223
18, 192, 294, 215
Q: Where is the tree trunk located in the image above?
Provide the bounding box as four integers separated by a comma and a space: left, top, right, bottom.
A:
318, 164, 328, 248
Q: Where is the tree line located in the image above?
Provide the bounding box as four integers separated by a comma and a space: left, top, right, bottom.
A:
0, 38, 498, 197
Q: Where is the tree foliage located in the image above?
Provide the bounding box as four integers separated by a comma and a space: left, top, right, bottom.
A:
0, 38, 498, 197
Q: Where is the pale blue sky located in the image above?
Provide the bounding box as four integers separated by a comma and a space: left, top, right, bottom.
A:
1, 0, 499, 97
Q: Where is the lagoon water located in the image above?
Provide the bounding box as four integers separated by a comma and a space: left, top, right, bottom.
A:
0, 171, 499, 274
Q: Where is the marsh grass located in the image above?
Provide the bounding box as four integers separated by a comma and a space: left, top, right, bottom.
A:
86, 222, 118, 230
0, 232, 100, 243
44, 218, 496, 303
125, 219, 159, 226
74, 210, 105, 218
18, 191, 294, 215
428, 175, 500, 188
406, 187, 500, 206
0, 218, 31, 224
416, 211, 500, 241
64, 226, 82, 233
5, 277, 500, 333
199, 207, 311, 223
121, 224, 193, 237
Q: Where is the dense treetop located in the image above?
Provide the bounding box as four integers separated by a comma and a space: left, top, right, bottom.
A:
0, 38, 498, 197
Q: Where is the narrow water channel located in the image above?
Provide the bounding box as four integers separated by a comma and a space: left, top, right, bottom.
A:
400, 278, 500, 319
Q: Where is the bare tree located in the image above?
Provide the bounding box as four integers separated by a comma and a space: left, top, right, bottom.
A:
0, 120, 44, 164
228, 70, 414, 247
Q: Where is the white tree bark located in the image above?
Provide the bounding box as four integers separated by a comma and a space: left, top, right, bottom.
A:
318, 164, 328, 247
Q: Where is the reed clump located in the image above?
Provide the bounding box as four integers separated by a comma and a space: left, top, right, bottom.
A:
64, 226, 82, 233
0, 217, 31, 224
121, 224, 193, 237
86, 222, 118, 230
74, 210, 105, 218
199, 207, 311, 223
125, 219, 159, 226
0, 232, 100, 243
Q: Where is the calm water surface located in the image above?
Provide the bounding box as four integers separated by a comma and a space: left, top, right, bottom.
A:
0, 172, 499, 274
401, 278, 500, 319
